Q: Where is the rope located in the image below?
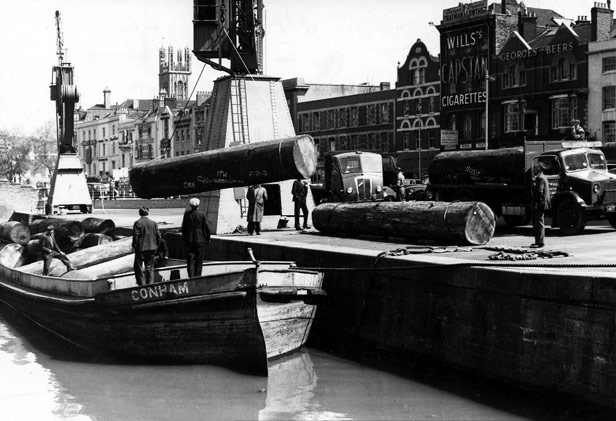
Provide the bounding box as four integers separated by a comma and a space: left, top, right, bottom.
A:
296, 261, 616, 272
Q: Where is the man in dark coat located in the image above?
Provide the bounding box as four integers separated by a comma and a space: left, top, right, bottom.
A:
181, 198, 211, 277
530, 163, 551, 248
41, 225, 75, 275
132, 207, 161, 285
292, 179, 310, 230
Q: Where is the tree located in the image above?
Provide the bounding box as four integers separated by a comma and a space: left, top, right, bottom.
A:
29, 122, 58, 177
0, 131, 32, 183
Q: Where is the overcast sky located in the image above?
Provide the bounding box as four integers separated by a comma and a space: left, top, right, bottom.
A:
0, 0, 584, 135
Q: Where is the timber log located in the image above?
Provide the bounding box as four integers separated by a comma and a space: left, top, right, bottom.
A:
18, 237, 133, 277
79, 233, 113, 248
29, 218, 83, 237
312, 201, 495, 245
81, 217, 115, 236
0, 221, 30, 246
129, 135, 317, 198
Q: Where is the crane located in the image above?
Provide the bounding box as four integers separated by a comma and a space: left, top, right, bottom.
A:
46, 10, 92, 214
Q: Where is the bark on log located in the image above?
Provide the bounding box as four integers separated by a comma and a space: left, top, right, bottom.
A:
312, 201, 495, 246
29, 218, 84, 237
79, 233, 113, 249
61, 254, 134, 280
25, 239, 43, 257
81, 217, 115, 236
18, 237, 133, 277
129, 135, 318, 198
0, 221, 30, 246
429, 147, 525, 187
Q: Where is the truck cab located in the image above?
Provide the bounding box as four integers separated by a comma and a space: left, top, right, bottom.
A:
534, 146, 616, 234
322, 151, 390, 202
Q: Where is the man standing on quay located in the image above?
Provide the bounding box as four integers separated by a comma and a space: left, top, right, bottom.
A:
132, 207, 161, 285
530, 163, 551, 248
292, 178, 310, 230
182, 198, 211, 277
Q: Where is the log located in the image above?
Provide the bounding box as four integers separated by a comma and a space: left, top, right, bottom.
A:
79, 233, 113, 249
29, 218, 83, 237
0, 221, 30, 246
129, 135, 318, 198
61, 254, 134, 280
429, 147, 525, 187
18, 237, 133, 277
25, 239, 43, 256
81, 217, 115, 236
312, 201, 495, 246
0, 244, 28, 268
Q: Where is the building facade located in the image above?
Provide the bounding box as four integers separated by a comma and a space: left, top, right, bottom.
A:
395, 38, 441, 178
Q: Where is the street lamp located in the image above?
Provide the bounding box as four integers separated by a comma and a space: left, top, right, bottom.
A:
417, 102, 422, 178
485, 73, 495, 150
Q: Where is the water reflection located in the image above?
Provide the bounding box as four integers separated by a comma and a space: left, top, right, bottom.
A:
0, 306, 594, 420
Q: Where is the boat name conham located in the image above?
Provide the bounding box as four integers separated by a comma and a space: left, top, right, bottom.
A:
131, 282, 190, 302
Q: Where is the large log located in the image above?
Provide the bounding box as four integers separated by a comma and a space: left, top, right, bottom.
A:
18, 237, 133, 277
79, 233, 113, 249
81, 217, 115, 236
129, 135, 318, 198
61, 254, 134, 280
29, 218, 83, 237
0, 221, 30, 246
312, 201, 495, 245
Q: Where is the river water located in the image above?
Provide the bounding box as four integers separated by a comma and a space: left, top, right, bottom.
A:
0, 183, 600, 420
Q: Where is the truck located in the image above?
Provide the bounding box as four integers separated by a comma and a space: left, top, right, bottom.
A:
427, 141, 616, 235
312, 151, 395, 203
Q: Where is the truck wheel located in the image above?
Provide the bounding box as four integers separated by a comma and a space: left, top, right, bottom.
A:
557, 200, 586, 235
607, 214, 616, 229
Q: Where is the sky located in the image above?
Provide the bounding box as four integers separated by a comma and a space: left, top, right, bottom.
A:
0, 0, 586, 136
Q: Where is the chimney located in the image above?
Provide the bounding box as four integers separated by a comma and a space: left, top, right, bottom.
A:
103, 87, 111, 109
518, 11, 538, 41
380, 82, 391, 91
592, 2, 614, 42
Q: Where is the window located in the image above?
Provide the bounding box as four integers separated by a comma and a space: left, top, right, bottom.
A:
603, 56, 616, 73
381, 132, 390, 153
339, 135, 348, 150
409, 57, 427, 86
350, 107, 359, 127
603, 121, 616, 143
403, 100, 410, 116
102, 128, 106, 139
551, 56, 577, 82
327, 110, 337, 129
503, 64, 526, 88
551, 96, 577, 129
368, 105, 377, 125
368, 133, 376, 150
463, 114, 472, 141
603, 86, 616, 110
429, 96, 435, 113
312, 112, 320, 131
428, 129, 437, 148
339, 108, 348, 128
403, 132, 410, 150
504, 102, 523, 132
380, 103, 389, 123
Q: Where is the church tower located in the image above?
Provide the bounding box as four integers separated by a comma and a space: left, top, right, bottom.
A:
158, 45, 192, 100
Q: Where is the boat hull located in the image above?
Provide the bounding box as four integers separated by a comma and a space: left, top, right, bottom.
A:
0, 247, 325, 374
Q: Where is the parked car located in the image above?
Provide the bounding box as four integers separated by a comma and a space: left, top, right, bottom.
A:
87, 182, 109, 199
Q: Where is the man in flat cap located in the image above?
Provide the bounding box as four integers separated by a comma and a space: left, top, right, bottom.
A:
181, 198, 211, 277
132, 206, 161, 285
41, 225, 75, 275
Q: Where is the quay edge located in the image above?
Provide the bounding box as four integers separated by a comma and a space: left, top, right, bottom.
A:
26, 208, 616, 413
196, 232, 616, 413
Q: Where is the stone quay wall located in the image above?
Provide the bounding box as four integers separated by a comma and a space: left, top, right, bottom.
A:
195, 234, 616, 412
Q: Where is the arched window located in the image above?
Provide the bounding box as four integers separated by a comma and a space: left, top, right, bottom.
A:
551, 55, 577, 82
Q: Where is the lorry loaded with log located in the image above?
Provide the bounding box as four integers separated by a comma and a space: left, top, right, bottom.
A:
427, 141, 616, 235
